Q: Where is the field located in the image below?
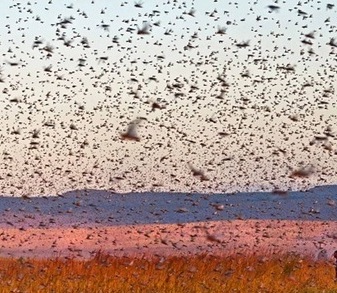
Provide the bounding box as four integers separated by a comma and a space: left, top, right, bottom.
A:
0, 251, 336, 293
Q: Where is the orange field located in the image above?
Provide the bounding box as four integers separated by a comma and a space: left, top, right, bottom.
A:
0, 251, 336, 292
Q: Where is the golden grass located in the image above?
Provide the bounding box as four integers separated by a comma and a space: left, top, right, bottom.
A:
0, 251, 336, 293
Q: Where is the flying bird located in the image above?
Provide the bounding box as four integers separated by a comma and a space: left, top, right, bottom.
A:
120, 119, 142, 142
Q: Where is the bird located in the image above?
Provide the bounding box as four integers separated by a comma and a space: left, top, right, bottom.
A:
267, 5, 280, 12
188, 163, 209, 181
120, 119, 142, 142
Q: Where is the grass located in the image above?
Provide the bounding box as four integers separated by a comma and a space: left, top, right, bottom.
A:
0, 251, 336, 293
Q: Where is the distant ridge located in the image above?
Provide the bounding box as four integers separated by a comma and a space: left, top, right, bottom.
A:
0, 184, 336, 229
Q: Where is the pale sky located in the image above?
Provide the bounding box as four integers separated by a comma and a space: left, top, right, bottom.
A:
0, 0, 336, 196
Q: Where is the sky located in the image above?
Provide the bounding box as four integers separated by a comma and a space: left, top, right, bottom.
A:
0, 0, 336, 196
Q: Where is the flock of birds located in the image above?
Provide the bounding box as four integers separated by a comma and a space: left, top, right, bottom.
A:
0, 0, 336, 196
